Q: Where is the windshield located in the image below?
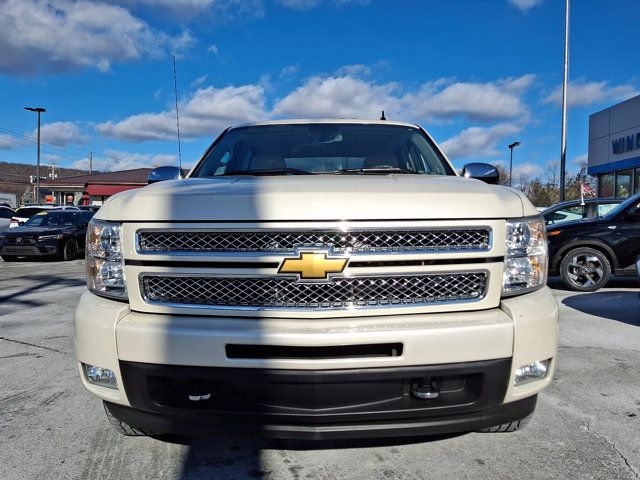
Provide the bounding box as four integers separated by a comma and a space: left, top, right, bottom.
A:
24, 212, 79, 227
603, 192, 640, 219
191, 124, 454, 177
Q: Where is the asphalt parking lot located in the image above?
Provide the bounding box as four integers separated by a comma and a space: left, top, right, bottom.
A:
1, 260, 639, 480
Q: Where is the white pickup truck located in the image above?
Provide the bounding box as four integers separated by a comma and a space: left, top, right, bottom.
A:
75, 120, 558, 439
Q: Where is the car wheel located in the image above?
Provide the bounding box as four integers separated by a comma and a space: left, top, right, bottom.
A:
1, 255, 18, 262
62, 239, 78, 261
103, 402, 152, 437
560, 247, 611, 292
478, 412, 533, 433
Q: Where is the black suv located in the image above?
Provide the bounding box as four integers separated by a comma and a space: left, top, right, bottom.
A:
547, 192, 640, 291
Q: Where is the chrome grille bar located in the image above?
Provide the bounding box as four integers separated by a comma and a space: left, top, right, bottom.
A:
137, 229, 491, 255
140, 271, 488, 311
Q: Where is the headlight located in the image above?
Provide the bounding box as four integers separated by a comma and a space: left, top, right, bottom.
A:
86, 218, 127, 300
38, 234, 64, 241
502, 216, 547, 296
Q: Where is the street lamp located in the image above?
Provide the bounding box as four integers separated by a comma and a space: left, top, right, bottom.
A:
508, 141, 522, 187
24, 107, 46, 203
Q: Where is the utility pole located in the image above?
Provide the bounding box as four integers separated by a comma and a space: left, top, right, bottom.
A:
24, 106, 46, 203
49, 163, 56, 179
559, 0, 570, 202
89, 152, 93, 174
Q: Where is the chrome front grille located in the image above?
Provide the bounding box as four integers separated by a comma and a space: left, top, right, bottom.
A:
140, 272, 488, 310
137, 228, 491, 254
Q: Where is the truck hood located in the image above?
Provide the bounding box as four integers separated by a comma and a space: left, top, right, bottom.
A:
97, 175, 535, 222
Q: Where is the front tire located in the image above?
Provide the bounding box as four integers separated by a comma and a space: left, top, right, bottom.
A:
103, 402, 152, 437
62, 239, 78, 261
560, 247, 611, 292
479, 413, 533, 433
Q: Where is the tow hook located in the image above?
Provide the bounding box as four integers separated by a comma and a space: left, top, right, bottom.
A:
411, 380, 440, 399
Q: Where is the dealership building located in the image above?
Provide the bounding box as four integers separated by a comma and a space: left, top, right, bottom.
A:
588, 94, 640, 198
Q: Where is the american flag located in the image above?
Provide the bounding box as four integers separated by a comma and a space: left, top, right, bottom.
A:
580, 182, 595, 205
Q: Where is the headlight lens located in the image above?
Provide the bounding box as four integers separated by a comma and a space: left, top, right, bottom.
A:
38, 234, 64, 241
502, 216, 547, 296
86, 219, 127, 300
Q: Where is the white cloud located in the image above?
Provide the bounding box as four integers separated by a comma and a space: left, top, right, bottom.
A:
512, 162, 543, 178
439, 123, 522, 159
96, 84, 268, 141
279, 0, 369, 8
32, 122, 86, 146
96, 70, 536, 143
280, 64, 300, 79
0, 135, 16, 150
208, 44, 220, 56
273, 74, 534, 123
335, 64, 372, 77
571, 153, 588, 168
543, 79, 638, 107
273, 75, 400, 119
43, 154, 63, 162
508, 0, 543, 12
72, 149, 178, 171
279, 0, 319, 8
409, 75, 535, 122
190, 75, 208, 88
0, 0, 191, 75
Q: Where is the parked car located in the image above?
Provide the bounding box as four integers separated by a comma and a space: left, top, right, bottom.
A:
547, 192, 640, 291
77, 205, 101, 213
0, 210, 94, 261
9, 205, 80, 228
0, 206, 15, 232
542, 197, 623, 226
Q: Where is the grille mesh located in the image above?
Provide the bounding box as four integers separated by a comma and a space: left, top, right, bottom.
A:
137, 229, 490, 254
141, 272, 488, 310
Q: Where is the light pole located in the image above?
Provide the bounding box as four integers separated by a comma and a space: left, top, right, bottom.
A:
24, 106, 46, 203
508, 141, 521, 187
559, 0, 570, 202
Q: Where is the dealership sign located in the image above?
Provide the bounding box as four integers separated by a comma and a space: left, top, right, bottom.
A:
612, 132, 640, 154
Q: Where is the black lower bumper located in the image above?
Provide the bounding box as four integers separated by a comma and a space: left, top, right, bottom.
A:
111, 359, 536, 439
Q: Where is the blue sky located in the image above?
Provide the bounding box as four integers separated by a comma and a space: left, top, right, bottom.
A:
1, 0, 638, 180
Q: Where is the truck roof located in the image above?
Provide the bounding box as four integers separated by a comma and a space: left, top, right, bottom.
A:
230, 118, 421, 129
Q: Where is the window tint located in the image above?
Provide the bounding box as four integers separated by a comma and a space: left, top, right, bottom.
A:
24, 212, 79, 227
596, 203, 619, 217
192, 124, 453, 177
15, 207, 45, 218
545, 205, 586, 225
0, 208, 14, 219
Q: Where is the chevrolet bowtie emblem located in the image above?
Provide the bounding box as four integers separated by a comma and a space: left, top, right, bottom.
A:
278, 252, 348, 280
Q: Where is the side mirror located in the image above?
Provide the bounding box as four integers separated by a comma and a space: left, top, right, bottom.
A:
148, 166, 184, 184
461, 163, 500, 184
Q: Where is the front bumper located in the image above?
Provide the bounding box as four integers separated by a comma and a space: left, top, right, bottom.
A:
1, 242, 60, 257
74, 287, 558, 436
104, 360, 537, 439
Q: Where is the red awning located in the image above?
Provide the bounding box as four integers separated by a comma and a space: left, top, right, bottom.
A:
86, 184, 141, 196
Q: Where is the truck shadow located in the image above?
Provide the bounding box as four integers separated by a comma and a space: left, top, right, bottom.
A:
174, 432, 462, 479
561, 291, 640, 326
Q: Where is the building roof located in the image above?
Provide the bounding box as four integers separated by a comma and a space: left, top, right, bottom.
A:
40, 168, 154, 189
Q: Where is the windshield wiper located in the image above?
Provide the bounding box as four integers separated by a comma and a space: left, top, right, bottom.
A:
334, 167, 419, 175
220, 168, 314, 176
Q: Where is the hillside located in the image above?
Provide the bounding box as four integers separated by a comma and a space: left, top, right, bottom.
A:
0, 161, 88, 202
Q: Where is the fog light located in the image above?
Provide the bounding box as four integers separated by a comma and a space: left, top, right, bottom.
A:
514, 359, 550, 386
83, 363, 118, 389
